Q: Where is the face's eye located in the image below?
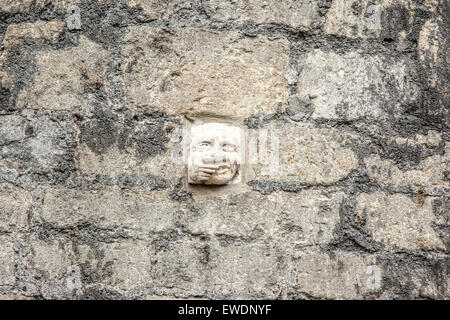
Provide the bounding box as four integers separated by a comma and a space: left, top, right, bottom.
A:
195, 141, 211, 150
222, 143, 237, 152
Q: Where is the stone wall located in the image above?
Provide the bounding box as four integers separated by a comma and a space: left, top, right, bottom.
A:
0, 0, 448, 300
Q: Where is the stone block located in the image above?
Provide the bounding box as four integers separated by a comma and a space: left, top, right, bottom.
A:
297, 49, 419, 121
356, 192, 444, 250
204, 0, 322, 31
122, 27, 290, 119
250, 123, 358, 185
0, 235, 15, 286
295, 252, 381, 299
0, 184, 31, 232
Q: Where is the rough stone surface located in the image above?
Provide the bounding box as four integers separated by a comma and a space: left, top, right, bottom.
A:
295, 252, 380, 299
16, 35, 112, 111
203, 0, 322, 31
122, 27, 290, 118
41, 187, 177, 233
187, 190, 344, 245
0, 235, 15, 286
0, 0, 448, 300
123, 0, 190, 19
356, 192, 445, 250
251, 122, 358, 185
0, 184, 31, 232
297, 49, 419, 121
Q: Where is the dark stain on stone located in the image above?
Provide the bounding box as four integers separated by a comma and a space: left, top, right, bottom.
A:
79, 286, 125, 300
133, 121, 168, 159
80, 106, 118, 155
0, 83, 15, 113
168, 181, 193, 202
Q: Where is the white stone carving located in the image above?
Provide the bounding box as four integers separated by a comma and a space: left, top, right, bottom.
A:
188, 123, 241, 185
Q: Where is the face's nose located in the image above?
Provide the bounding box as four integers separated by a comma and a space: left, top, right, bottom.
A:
202, 142, 226, 164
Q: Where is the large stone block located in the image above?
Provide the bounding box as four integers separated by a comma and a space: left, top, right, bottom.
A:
0, 184, 31, 233
150, 239, 287, 298
124, 0, 190, 19
378, 253, 449, 299
31, 239, 153, 295
295, 252, 382, 299
1, 21, 64, 50
356, 192, 445, 250
0, 115, 27, 146
41, 187, 178, 234
325, 0, 434, 40
205, 242, 286, 298
0, 0, 98, 12
0, 235, 15, 286
95, 240, 153, 291
417, 13, 448, 122
187, 190, 344, 246
0, 0, 33, 12
203, 0, 322, 31
0, 21, 64, 113
0, 110, 77, 172
250, 123, 358, 185
75, 113, 182, 181
122, 27, 290, 118
297, 49, 419, 121
15, 36, 112, 111
365, 141, 449, 190
31, 239, 79, 282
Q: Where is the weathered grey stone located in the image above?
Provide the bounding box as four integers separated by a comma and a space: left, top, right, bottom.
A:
41, 186, 343, 247
96, 240, 153, 291
0, 184, 31, 233
41, 187, 178, 234
187, 190, 344, 246
0, 235, 15, 286
0, 0, 95, 12
297, 49, 419, 121
378, 252, 449, 299
365, 141, 449, 189
0, 110, 77, 172
418, 14, 447, 102
325, 0, 435, 40
203, 0, 322, 31
76, 119, 182, 181
122, 27, 290, 118
0, 21, 65, 111
0, 21, 64, 50
251, 123, 358, 185
124, 0, 190, 19
0, 0, 447, 301
356, 192, 444, 250
295, 252, 381, 299
30, 237, 287, 298
30, 239, 89, 298
15, 36, 111, 111
0, 115, 26, 146
205, 242, 286, 298
0, 295, 33, 300
0, 0, 34, 12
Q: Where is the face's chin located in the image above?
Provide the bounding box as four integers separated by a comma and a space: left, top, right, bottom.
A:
207, 164, 238, 184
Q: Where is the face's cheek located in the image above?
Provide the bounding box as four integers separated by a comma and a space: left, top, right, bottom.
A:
190, 151, 202, 164
226, 151, 240, 166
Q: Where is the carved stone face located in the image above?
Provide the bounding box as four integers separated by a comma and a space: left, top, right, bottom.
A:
188, 123, 241, 185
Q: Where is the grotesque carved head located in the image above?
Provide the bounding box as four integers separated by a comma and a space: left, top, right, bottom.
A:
188, 123, 241, 185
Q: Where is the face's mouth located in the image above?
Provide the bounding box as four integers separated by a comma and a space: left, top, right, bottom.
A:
216, 165, 231, 175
